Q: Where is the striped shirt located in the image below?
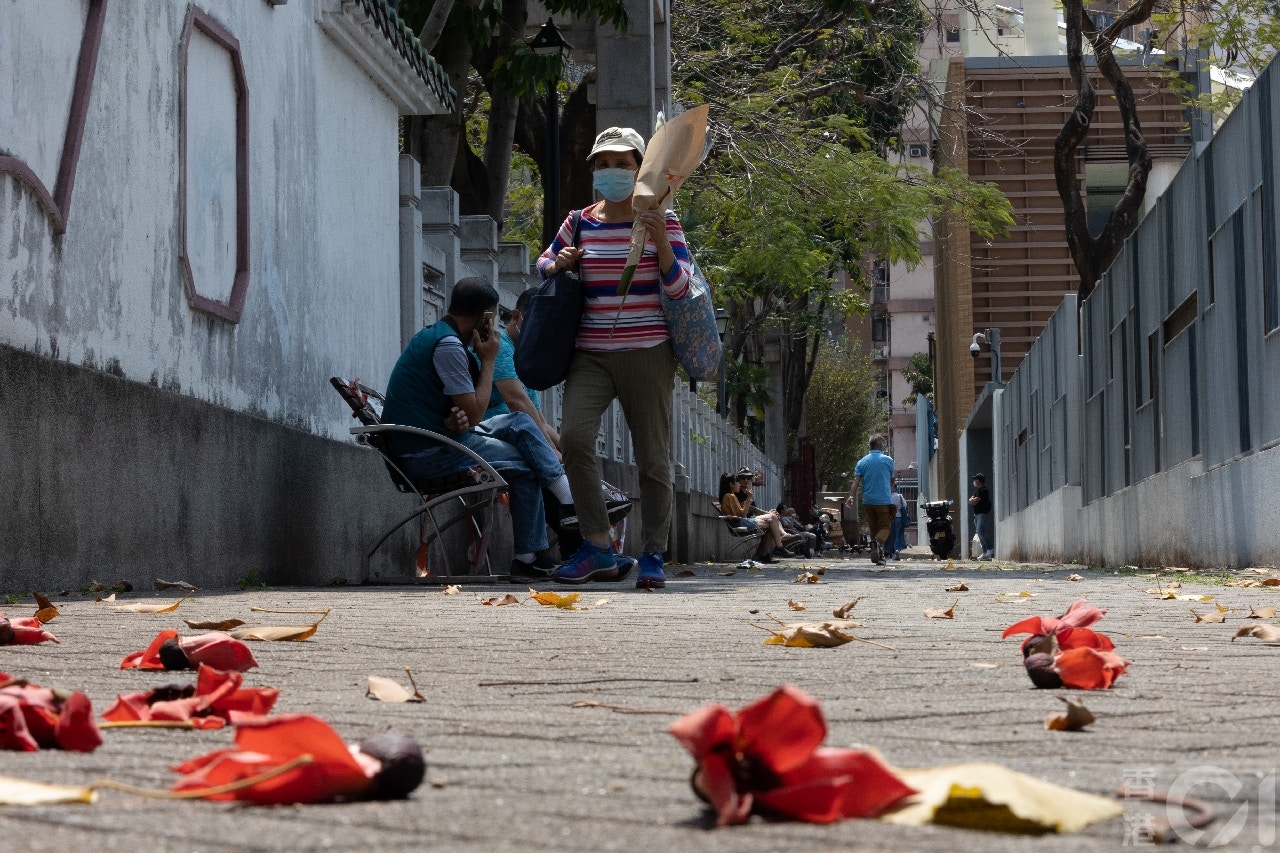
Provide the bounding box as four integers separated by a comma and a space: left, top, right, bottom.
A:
537, 205, 692, 352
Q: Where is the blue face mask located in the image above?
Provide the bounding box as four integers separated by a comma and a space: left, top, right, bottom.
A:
592, 168, 636, 202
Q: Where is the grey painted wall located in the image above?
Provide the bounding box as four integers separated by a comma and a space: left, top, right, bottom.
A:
989, 55, 1280, 568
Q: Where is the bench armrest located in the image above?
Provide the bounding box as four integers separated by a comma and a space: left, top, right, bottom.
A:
349, 424, 505, 486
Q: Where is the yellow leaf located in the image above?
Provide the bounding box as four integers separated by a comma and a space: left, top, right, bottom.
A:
108, 592, 193, 613
762, 621, 857, 648
0, 776, 96, 806
793, 571, 820, 584
529, 590, 583, 610
33, 592, 59, 623
367, 669, 425, 703
882, 762, 1123, 832
787, 599, 806, 611
1044, 697, 1095, 732
226, 610, 329, 641
183, 618, 246, 631
442, 585, 461, 595
925, 600, 958, 619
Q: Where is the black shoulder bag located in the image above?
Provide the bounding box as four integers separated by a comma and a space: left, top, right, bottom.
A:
515, 210, 584, 391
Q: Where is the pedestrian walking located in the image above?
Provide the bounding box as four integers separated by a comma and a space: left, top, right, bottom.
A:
846, 435, 895, 565
969, 473, 994, 560
538, 127, 693, 589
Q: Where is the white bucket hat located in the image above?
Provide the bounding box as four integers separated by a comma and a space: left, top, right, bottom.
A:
586, 126, 646, 161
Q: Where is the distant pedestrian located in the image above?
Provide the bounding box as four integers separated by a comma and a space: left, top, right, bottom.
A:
887, 490, 909, 559
969, 473, 993, 560
846, 435, 894, 565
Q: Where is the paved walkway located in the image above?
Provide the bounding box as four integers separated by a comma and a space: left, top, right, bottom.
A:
3, 551, 1278, 852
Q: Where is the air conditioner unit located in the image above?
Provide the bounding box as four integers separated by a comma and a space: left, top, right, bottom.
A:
908, 143, 927, 158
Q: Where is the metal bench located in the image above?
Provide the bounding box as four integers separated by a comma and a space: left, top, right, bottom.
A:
711, 500, 763, 555
331, 377, 510, 583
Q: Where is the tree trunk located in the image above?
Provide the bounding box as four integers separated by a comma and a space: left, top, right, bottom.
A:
411, 16, 473, 188
1054, 0, 1155, 301
477, 0, 529, 225
416, 0, 456, 52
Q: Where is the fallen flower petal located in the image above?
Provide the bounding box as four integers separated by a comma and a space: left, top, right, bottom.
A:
120, 631, 258, 672
0, 614, 59, 645
103, 665, 277, 729
1054, 647, 1129, 690
669, 686, 914, 827
0, 674, 101, 752
170, 714, 424, 804
0, 775, 97, 805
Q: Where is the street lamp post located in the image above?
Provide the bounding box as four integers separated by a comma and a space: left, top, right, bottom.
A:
527, 19, 573, 249
715, 308, 729, 417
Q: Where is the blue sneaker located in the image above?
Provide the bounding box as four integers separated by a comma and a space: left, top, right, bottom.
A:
636, 552, 666, 589
551, 540, 618, 584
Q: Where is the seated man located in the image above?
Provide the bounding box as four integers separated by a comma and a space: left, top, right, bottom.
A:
484, 286, 560, 452
381, 277, 574, 579
776, 505, 819, 558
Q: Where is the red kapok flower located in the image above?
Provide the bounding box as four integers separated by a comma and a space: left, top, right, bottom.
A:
0, 614, 59, 645
120, 630, 258, 672
170, 714, 425, 804
0, 672, 102, 752
668, 685, 915, 826
1003, 599, 1128, 689
102, 664, 279, 729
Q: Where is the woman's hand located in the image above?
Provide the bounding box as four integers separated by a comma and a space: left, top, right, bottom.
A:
637, 209, 670, 249
548, 246, 585, 275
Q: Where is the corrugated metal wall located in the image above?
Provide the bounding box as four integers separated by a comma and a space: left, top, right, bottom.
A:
996, 57, 1280, 560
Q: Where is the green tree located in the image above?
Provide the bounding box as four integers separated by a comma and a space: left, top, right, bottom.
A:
672, 0, 1012, 450
804, 340, 883, 490
901, 350, 933, 406
396, 0, 627, 224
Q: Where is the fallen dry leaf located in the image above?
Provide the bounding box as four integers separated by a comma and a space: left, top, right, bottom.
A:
1265, 578, 1280, 587
761, 620, 860, 648
718, 570, 737, 576
529, 590, 584, 610
793, 571, 820, 584
367, 669, 425, 703
1004, 591, 1036, 598
832, 598, 862, 619
0, 775, 97, 806
1190, 608, 1226, 624
482, 594, 521, 606
970, 662, 1002, 669
1247, 606, 1278, 619
442, 585, 461, 595
748, 608, 760, 614
1247, 567, 1276, 575
183, 618, 247, 631
227, 610, 329, 641
1227, 580, 1265, 588
1044, 696, 1095, 732
1180, 645, 1209, 651
924, 600, 958, 619
1233, 624, 1280, 643
675, 570, 696, 577
592, 598, 611, 607
945, 582, 969, 592
1066, 574, 1084, 581
108, 592, 193, 613
787, 600, 806, 611
33, 593, 59, 624
154, 578, 197, 592
883, 762, 1122, 832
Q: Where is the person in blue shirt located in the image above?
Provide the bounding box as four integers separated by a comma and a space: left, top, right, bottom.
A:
845, 434, 895, 566
484, 287, 560, 453
381, 277, 574, 579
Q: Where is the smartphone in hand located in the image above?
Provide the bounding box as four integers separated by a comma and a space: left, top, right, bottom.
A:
479, 310, 495, 342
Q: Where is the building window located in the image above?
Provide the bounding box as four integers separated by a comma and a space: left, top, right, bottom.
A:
945, 27, 960, 42
872, 315, 888, 344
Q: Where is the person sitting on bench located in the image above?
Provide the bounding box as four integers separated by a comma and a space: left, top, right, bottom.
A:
380, 277, 574, 579
718, 471, 791, 563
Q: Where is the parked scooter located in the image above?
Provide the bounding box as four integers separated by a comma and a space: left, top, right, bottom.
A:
921, 499, 957, 559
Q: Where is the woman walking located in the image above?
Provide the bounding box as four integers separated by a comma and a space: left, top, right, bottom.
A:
541, 127, 692, 589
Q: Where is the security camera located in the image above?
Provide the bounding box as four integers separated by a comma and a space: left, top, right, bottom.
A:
970, 332, 985, 358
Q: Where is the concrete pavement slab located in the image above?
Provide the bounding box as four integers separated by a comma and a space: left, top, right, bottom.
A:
2, 554, 1277, 852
